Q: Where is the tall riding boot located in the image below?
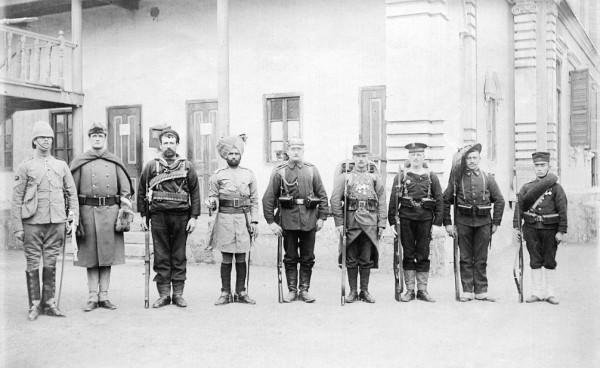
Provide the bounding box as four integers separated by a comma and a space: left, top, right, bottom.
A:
526, 268, 544, 303
544, 268, 559, 305
172, 280, 187, 307
416, 271, 435, 302
359, 268, 375, 303
298, 266, 315, 303
41, 267, 65, 317
98, 266, 117, 310
152, 282, 171, 308
345, 268, 359, 303
284, 265, 298, 302
26, 269, 41, 321
400, 270, 416, 302
215, 263, 233, 305
234, 262, 255, 304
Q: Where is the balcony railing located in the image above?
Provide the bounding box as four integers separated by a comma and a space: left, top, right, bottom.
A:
1, 25, 76, 91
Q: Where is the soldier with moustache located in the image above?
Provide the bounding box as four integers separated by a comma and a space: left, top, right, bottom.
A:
388, 143, 443, 302
208, 135, 258, 305
513, 152, 567, 305
138, 129, 201, 308
443, 143, 505, 302
330, 144, 386, 303
262, 138, 329, 303
12, 121, 79, 320
69, 122, 135, 311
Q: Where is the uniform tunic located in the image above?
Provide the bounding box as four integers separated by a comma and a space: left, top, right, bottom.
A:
71, 150, 132, 267
209, 166, 259, 253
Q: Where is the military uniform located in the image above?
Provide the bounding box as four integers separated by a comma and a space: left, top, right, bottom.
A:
138, 129, 200, 308
262, 139, 329, 303
12, 121, 79, 320
209, 135, 259, 305
443, 143, 504, 301
388, 143, 443, 302
513, 151, 567, 305
330, 145, 386, 303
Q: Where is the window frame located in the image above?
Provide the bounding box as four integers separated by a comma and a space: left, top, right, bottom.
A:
263, 93, 303, 163
1, 118, 13, 170
49, 108, 74, 164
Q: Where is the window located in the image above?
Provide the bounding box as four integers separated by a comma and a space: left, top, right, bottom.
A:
484, 72, 501, 161
1, 118, 13, 169
569, 69, 592, 147
264, 94, 301, 162
50, 110, 73, 163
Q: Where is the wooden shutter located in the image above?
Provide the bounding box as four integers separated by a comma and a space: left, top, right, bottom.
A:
569, 69, 591, 146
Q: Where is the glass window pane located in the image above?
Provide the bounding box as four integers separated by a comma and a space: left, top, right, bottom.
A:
270, 99, 283, 121
270, 121, 283, 140
287, 120, 300, 139
271, 141, 283, 161
287, 98, 299, 120
55, 116, 65, 133
56, 133, 65, 148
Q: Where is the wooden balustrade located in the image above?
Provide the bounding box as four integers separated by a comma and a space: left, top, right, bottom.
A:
1, 25, 76, 90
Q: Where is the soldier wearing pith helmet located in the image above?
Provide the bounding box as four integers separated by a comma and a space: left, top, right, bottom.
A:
513, 151, 567, 305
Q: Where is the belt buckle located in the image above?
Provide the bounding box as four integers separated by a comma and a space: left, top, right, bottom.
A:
99, 197, 106, 206
296, 199, 305, 205
414, 200, 422, 208
233, 198, 240, 208
536, 215, 543, 222
358, 200, 367, 210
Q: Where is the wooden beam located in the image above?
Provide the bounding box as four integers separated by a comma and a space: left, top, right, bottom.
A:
1, 0, 140, 19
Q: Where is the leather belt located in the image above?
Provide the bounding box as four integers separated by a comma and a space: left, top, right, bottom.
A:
78, 195, 119, 207
524, 212, 559, 223
294, 199, 305, 205
219, 198, 251, 208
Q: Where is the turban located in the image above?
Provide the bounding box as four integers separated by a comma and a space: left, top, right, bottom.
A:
217, 134, 247, 160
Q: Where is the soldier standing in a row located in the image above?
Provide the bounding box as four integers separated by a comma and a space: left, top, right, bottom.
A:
513, 151, 567, 305
208, 135, 258, 305
12, 121, 79, 320
262, 138, 329, 303
331, 144, 386, 304
69, 122, 135, 311
388, 143, 443, 302
443, 143, 505, 302
138, 129, 200, 308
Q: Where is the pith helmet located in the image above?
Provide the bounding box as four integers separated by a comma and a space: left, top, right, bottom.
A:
31, 121, 54, 148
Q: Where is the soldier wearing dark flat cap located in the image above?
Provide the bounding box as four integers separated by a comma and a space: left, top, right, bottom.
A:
388, 143, 443, 302
331, 144, 386, 303
443, 143, 505, 302
262, 138, 329, 303
70, 122, 135, 312
138, 128, 201, 308
513, 151, 567, 305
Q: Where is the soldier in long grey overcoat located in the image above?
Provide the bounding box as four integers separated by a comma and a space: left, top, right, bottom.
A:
70, 122, 134, 311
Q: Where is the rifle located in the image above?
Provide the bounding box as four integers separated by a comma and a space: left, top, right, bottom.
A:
393, 170, 405, 301
450, 148, 465, 302
276, 205, 284, 303
144, 174, 151, 309
340, 159, 349, 306
513, 193, 524, 303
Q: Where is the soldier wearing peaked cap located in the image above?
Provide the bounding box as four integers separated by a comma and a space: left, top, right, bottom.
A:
443, 143, 505, 302
388, 143, 443, 302
138, 128, 201, 308
208, 134, 259, 305
330, 144, 386, 303
69, 122, 135, 312
12, 121, 79, 320
513, 151, 567, 305
262, 138, 329, 303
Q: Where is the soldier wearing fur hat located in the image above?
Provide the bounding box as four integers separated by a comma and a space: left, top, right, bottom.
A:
388, 143, 443, 302
138, 128, 201, 308
207, 134, 259, 305
513, 151, 567, 305
69, 122, 135, 311
12, 121, 79, 320
262, 138, 329, 303
330, 144, 386, 303
443, 143, 505, 302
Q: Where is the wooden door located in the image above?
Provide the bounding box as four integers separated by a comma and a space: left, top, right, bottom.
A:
360, 86, 387, 185
187, 100, 218, 212
107, 105, 142, 211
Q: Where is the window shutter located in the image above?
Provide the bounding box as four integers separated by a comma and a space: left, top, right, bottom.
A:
569, 69, 591, 146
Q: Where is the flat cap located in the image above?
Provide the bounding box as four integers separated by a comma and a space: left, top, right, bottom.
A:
88, 121, 107, 136
404, 142, 427, 153
158, 128, 180, 143
352, 144, 369, 155
532, 151, 550, 163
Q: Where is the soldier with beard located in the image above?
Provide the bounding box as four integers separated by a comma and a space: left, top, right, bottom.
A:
138, 129, 200, 308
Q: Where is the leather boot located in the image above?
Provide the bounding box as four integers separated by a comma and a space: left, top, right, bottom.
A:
152, 283, 171, 308
172, 280, 187, 308
234, 290, 256, 304
26, 270, 41, 321
345, 268, 359, 303
235, 262, 247, 295
526, 268, 544, 303
298, 266, 315, 303
416, 272, 435, 302
41, 267, 65, 317
544, 268, 559, 305
214, 289, 233, 305
284, 265, 298, 303
359, 268, 375, 303
400, 270, 416, 302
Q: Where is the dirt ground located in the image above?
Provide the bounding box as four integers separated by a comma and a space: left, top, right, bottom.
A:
1, 242, 599, 368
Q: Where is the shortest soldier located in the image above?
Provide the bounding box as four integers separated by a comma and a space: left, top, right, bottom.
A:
12, 121, 79, 320
513, 151, 567, 305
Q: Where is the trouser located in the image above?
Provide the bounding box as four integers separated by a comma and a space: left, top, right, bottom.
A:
523, 226, 558, 269
456, 223, 491, 294
151, 212, 189, 284
346, 232, 373, 269
283, 230, 316, 292
399, 218, 432, 272
23, 223, 65, 270
87, 266, 111, 302
221, 252, 247, 293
